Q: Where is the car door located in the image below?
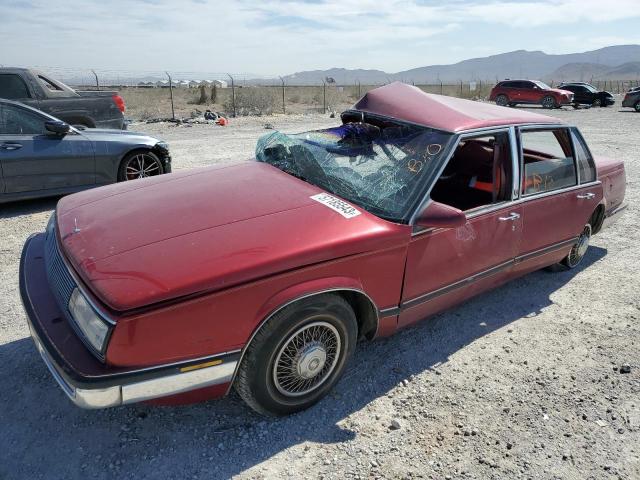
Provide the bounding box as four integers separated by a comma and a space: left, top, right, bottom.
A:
0, 102, 95, 193
398, 128, 523, 328
509, 81, 524, 103
572, 86, 590, 104
514, 126, 603, 274
524, 82, 543, 104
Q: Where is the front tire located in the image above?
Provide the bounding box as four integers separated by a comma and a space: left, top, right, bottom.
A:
118, 151, 164, 181
541, 95, 557, 109
635, 101, 640, 113
592, 98, 602, 107
235, 294, 358, 416
495, 94, 509, 107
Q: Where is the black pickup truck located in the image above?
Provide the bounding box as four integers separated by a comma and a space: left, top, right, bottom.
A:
0, 68, 126, 129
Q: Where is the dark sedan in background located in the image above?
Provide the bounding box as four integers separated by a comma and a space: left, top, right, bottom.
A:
0, 99, 171, 203
558, 82, 615, 108
622, 87, 640, 112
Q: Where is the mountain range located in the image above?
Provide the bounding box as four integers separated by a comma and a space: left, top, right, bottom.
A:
279, 45, 640, 85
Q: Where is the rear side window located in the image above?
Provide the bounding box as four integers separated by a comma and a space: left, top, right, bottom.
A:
520, 129, 576, 195
0, 74, 31, 99
38, 75, 63, 91
0, 104, 46, 135
572, 130, 596, 183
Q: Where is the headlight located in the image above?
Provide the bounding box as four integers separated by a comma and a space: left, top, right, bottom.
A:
155, 141, 169, 152
68, 289, 110, 353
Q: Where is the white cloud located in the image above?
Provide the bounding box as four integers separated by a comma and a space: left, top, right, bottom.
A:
0, 0, 638, 75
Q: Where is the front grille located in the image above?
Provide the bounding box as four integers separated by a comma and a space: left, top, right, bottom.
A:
44, 226, 77, 318
43, 221, 107, 362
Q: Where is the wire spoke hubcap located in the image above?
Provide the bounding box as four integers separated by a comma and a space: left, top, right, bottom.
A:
568, 225, 591, 267
273, 321, 341, 397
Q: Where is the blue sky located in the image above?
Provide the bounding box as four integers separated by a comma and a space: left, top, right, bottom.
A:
1, 0, 639, 77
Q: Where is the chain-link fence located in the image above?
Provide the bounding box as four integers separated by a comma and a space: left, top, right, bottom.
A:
30, 66, 640, 121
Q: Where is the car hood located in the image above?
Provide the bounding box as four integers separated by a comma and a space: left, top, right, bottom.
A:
549, 88, 573, 96
76, 128, 159, 145
55, 162, 409, 312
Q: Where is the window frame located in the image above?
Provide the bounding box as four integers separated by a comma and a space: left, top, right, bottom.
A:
0, 102, 49, 136
570, 127, 597, 185
0, 74, 32, 100
517, 125, 579, 198
409, 126, 520, 227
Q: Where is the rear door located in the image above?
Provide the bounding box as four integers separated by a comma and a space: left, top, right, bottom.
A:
514, 126, 603, 273
0, 103, 95, 193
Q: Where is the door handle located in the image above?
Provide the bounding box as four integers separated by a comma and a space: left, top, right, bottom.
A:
0, 143, 23, 151
576, 192, 595, 199
498, 212, 520, 221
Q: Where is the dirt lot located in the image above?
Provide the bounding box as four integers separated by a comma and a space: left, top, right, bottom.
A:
0, 104, 638, 480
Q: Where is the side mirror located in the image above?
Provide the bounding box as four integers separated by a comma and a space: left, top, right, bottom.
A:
45, 120, 70, 135
415, 201, 466, 229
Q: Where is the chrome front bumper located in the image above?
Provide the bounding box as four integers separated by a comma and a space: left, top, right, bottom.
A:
21, 233, 239, 409
31, 330, 238, 409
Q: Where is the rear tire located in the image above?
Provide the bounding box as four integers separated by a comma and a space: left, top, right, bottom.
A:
117, 151, 164, 182
547, 224, 592, 272
235, 294, 358, 416
562, 224, 591, 269
541, 95, 556, 109
495, 95, 509, 107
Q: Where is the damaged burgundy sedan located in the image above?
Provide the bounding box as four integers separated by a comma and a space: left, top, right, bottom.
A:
20, 83, 626, 416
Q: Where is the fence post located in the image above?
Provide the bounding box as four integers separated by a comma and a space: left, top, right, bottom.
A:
227, 74, 236, 118
322, 79, 326, 113
165, 72, 175, 121
279, 76, 286, 114
357, 80, 361, 98
460, 80, 463, 97
91, 69, 99, 90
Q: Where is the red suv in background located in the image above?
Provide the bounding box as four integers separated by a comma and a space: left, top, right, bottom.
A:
490, 80, 574, 109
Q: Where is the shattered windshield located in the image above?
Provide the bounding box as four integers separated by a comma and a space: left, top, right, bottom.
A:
255, 121, 453, 222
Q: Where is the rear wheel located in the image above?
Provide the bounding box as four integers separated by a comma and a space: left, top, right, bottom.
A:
495, 95, 509, 107
118, 151, 164, 181
541, 95, 556, 109
572, 103, 580, 109
562, 224, 591, 268
235, 294, 358, 416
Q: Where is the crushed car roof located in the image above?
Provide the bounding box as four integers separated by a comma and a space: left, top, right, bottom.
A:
350, 82, 563, 133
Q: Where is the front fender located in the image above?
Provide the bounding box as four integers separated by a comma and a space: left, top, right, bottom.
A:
254, 276, 371, 327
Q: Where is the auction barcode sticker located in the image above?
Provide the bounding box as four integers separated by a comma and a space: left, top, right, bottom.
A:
310, 193, 361, 219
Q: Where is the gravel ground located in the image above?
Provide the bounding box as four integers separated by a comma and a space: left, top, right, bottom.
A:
0, 104, 638, 480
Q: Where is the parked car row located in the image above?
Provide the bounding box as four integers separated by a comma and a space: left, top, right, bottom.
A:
0, 98, 170, 203
489, 79, 639, 111
18, 82, 627, 416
